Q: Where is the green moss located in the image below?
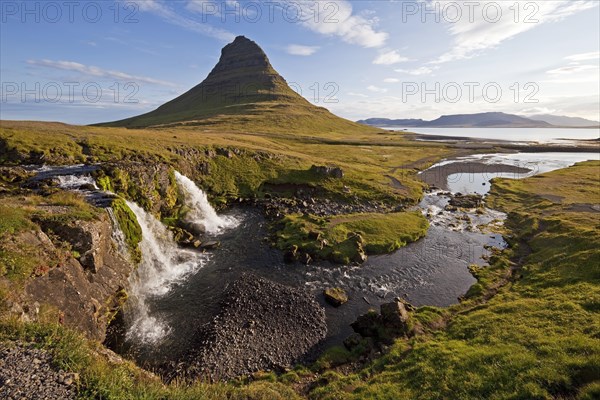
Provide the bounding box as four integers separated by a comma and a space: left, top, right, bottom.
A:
0, 206, 33, 236
313, 346, 355, 371
96, 175, 113, 192
0, 247, 38, 283
110, 199, 142, 264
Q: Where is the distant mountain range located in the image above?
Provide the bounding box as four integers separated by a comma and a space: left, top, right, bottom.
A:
358, 112, 600, 129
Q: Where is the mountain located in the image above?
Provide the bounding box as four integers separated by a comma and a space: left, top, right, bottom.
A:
524, 114, 600, 128
358, 112, 553, 128
98, 36, 372, 134
358, 118, 427, 127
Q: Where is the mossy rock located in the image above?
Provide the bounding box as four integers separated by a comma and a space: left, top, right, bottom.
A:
110, 199, 142, 264
324, 287, 349, 307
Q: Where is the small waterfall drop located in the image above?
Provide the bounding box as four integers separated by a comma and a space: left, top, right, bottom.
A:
174, 171, 239, 234
125, 201, 208, 344
55, 174, 98, 190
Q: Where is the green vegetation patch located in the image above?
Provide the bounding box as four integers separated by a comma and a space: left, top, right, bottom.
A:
275, 211, 428, 264
0, 206, 33, 236
110, 199, 142, 264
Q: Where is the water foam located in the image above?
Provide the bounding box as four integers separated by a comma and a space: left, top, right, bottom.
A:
174, 171, 238, 234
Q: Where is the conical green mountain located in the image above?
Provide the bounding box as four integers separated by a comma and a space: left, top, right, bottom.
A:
98, 36, 373, 133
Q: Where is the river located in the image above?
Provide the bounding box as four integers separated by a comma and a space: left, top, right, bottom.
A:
36, 149, 600, 370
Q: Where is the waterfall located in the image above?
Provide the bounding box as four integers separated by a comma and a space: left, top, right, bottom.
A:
55, 174, 98, 190
124, 201, 208, 344
174, 171, 238, 234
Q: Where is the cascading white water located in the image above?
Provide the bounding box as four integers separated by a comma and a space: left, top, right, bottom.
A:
125, 201, 208, 344
174, 171, 239, 234
55, 174, 98, 190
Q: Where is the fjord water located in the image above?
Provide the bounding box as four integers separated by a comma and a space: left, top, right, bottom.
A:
383, 127, 600, 143
440, 152, 600, 195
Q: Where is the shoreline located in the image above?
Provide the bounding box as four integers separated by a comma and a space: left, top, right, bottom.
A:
404, 133, 600, 153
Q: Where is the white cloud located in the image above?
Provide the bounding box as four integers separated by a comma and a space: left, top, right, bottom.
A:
138, 0, 235, 41
373, 50, 409, 65
367, 85, 388, 93
520, 107, 557, 116
547, 64, 598, 75
289, 1, 388, 48
348, 92, 369, 98
395, 66, 435, 76
431, 1, 597, 64
565, 51, 600, 61
384, 78, 400, 83
286, 44, 320, 56
27, 59, 177, 87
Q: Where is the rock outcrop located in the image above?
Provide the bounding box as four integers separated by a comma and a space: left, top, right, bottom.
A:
7, 212, 133, 342
351, 298, 415, 344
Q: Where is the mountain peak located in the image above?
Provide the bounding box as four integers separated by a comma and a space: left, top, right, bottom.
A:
208, 35, 273, 80
96, 37, 372, 134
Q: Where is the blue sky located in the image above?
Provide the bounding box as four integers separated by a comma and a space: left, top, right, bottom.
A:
1, 0, 599, 124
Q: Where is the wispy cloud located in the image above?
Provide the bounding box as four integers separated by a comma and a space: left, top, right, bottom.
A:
139, 0, 235, 41
367, 85, 388, 93
383, 78, 400, 83
565, 51, 600, 61
547, 64, 598, 75
373, 50, 409, 65
395, 66, 435, 76
286, 44, 320, 56
27, 59, 177, 87
285, 1, 388, 48
431, 0, 597, 64
348, 92, 369, 98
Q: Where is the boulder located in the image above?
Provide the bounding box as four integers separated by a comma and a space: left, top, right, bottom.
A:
323, 287, 348, 307
380, 298, 410, 330
351, 298, 414, 342
310, 165, 344, 179
184, 221, 206, 236
350, 310, 380, 337
449, 194, 483, 209
200, 240, 221, 250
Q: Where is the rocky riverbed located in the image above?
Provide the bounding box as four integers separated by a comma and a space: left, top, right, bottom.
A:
0, 342, 78, 400
170, 273, 327, 381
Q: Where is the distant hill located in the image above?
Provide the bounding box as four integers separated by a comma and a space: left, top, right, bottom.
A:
524, 114, 600, 128
97, 36, 373, 134
358, 112, 597, 128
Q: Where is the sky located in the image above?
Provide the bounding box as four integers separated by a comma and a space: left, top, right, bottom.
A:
1, 0, 599, 124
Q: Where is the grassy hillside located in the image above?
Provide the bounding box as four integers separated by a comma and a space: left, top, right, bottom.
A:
0, 120, 449, 205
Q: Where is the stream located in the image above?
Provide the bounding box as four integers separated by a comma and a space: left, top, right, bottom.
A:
32, 150, 599, 369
